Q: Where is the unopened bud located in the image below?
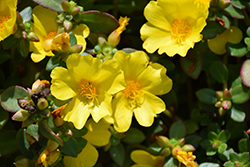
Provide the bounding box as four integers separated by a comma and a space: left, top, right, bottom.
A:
98, 37, 107, 46
221, 100, 232, 110
218, 107, 226, 116
12, 109, 30, 121
13, 158, 30, 167
182, 144, 196, 152
61, 1, 71, 12
176, 138, 185, 146
108, 31, 120, 47
16, 12, 23, 24
47, 140, 59, 152
216, 91, 223, 100
27, 32, 39, 42
218, 0, 231, 9
54, 117, 64, 127
39, 109, 51, 117
212, 140, 220, 148
22, 31, 27, 39
223, 90, 232, 100
172, 146, 182, 157
156, 136, 170, 148
160, 147, 171, 157
71, 7, 80, 15
71, 45, 83, 53
63, 20, 73, 31
37, 97, 49, 110
215, 101, 222, 108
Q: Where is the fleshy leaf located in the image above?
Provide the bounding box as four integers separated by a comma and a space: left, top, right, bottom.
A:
201, 21, 225, 39
122, 128, 145, 144
0, 107, 9, 129
240, 59, 250, 88
231, 0, 245, 9
19, 39, 30, 58
229, 105, 246, 122
20, 6, 33, 23
238, 138, 250, 153
163, 157, 178, 167
231, 76, 250, 104
81, 10, 119, 34
69, 32, 77, 47
218, 143, 227, 154
226, 43, 247, 57
46, 56, 62, 71
218, 130, 230, 143
109, 143, 125, 166
185, 135, 202, 148
0, 130, 18, 156
0, 50, 10, 64
0, 86, 28, 113
59, 137, 79, 157
199, 163, 220, 167
196, 88, 217, 104
32, 0, 63, 12
209, 61, 229, 83
169, 120, 186, 139
183, 120, 199, 135
3, 35, 19, 49
244, 37, 250, 47
224, 4, 244, 19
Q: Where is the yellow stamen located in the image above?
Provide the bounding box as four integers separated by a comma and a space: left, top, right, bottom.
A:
78, 80, 99, 107
44, 31, 57, 40
171, 19, 192, 46
122, 80, 142, 99
0, 16, 12, 33
176, 151, 196, 167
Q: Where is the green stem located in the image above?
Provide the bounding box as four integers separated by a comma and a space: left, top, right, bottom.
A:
242, 9, 250, 27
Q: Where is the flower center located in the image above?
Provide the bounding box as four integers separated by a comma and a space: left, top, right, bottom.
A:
43, 32, 57, 52
197, 0, 210, 5
171, 19, 192, 46
78, 79, 99, 106
44, 31, 57, 40
122, 80, 143, 100
0, 16, 12, 33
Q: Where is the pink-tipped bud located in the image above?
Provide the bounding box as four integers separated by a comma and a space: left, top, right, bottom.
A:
108, 30, 120, 47
71, 7, 80, 15
16, 12, 23, 24
37, 97, 49, 110
215, 101, 222, 108
156, 136, 170, 148
12, 109, 30, 122
63, 20, 73, 31
39, 109, 51, 118
176, 138, 185, 146
22, 31, 27, 39
172, 146, 182, 157
182, 144, 196, 152
221, 100, 232, 110
61, 1, 71, 12
223, 90, 232, 100
71, 45, 83, 53
216, 91, 223, 100
212, 140, 221, 148
27, 32, 39, 42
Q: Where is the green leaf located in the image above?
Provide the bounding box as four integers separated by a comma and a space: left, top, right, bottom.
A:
65, 122, 88, 138
201, 21, 225, 39
69, 32, 77, 47
207, 147, 217, 156
163, 157, 178, 167
208, 132, 218, 141
247, 27, 250, 37
229, 152, 240, 161
201, 140, 212, 150
224, 161, 235, 167
81, 10, 119, 34
19, 39, 30, 58
183, 120, 199, 135
33, 0, 63, 12
74, 137, 87, 154
16, 129, 36, 159
231, 0, 245, 9
0, 50, 10, 64
169, 120, 186, 139
238, 138, 250, 153
20, 6, 32, 22
0, 130, 18, 156
230, 105, 246, 122
239, 152, 250, 164
180, 50, 202, 79
196, 88, 217, 104
231, 76, 250, 104
224, 4, 244, 19
244, 37, 250, 47
185, 135, 202, 148
3, 35, 19, 49
146, 142, 162, 155
218, 148, 235, 161
26, 124, 39, 141
199, 163, 220, 167
240, 59, 250, 88
46, 56, 62, 71
226, 119, 247, 140
202, 52, 222, 71
218, 143, 227, 154
59, 137, 79, 157
226, 43, 247, 57
122, 128, 145, 144
0, 107, 9, 129
209, 61, 229, 83
109, 143, 125, 166
218, 130, 231, 143
0, 86, 28, 113
38, 120, 63, 146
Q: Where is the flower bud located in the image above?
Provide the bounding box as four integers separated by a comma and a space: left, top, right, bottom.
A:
218, 107, 226, 116
216, 91, 223, 100
71, 7, 80, 15
176, 138, 185, 146
12, 109, 30, 121
16, 12, 23, 24
218, 0, 231, 9
156, 136, 170, 148
37, 97, 49, 110
13, 158, 30, 167
221, 100, 232, 110
182, 144, 196, 152
61, 1, 71, 12
39, 109, 51, 118
27, 32, 39, 42
108, 31, 120, 47
223, 90, 232, 100
54, 117, 64, 127
98, 37, 107, 46
160, 147, 171, 157
24, 22, 31, 30
172, 146, 182, 157
70, 45, 82, 53
215, 101, 222, 108
63, 20, 73, 31
22, 31, 27, 39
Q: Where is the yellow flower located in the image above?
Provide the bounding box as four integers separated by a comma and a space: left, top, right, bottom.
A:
29, 5, 59, 63
140, 0, 208, 57
0, 0, 17, 41
131, 150, 165, 167
207, 26, 243, 55
175, 150, 197, 167
50, 53, 125, 129
72, 23, 90, 52
112, 51, 173, 132
63, 119, 111, 167
36, 140, 60, 167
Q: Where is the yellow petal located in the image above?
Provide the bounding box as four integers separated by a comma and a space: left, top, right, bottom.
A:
31, 51, 47, 63
83, 119, 111, 147
73, 24, 90, 52
134, 91, 165, 126
62, 96, 91, 129
63, 142, 98, 167
138, 63, 173, 95
51, 67, 76, 100
113, 92, 133, 133
158, 41, 192, 57
131, 150, 160, 166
